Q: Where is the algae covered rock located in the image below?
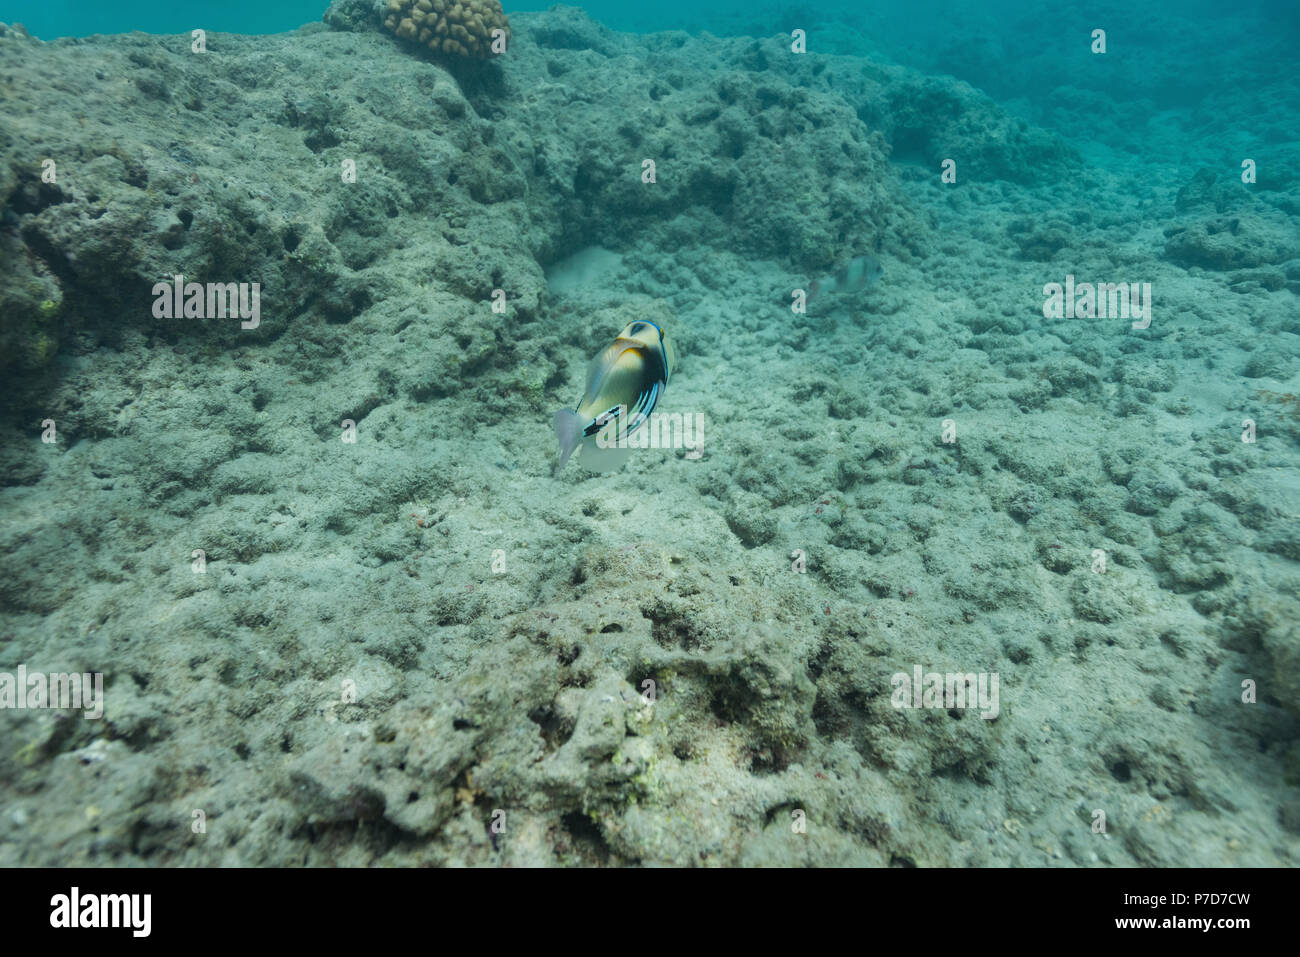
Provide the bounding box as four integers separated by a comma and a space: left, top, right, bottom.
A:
0, 228, 63, 371
1163, 213, 1300, 270
725, 490, 778, 547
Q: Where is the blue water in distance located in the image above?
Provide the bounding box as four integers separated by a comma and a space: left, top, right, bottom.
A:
10, 0, 1294, 45
9, 1, 686, 37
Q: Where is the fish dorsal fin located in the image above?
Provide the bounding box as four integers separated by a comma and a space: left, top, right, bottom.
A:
582, 338, 643, 405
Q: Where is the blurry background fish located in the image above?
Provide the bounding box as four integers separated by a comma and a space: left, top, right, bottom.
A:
807, 253, 884, 304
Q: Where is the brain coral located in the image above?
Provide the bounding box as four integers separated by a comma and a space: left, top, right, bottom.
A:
382, 0, 509, 59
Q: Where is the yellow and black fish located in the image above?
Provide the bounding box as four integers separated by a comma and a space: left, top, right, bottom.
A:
552, 320, 678, 472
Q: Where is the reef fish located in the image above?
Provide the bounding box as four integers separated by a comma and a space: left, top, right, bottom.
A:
808, 253, 884, 303
552, 320, 678, 473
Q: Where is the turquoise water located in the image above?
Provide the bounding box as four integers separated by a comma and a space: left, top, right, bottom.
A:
7, 1, 1298, 125
15, 1, 627, 36
12, 0, 1297, 46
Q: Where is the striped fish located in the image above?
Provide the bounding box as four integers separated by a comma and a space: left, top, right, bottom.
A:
552, 320, 678, 473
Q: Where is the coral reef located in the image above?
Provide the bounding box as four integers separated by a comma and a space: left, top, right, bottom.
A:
381, 0, 509, 59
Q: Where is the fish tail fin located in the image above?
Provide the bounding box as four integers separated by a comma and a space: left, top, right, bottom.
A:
578, 440, 633, 472
553, 409, 584, 472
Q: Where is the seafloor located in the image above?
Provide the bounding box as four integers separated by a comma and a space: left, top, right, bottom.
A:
0, 3, 1297, 866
